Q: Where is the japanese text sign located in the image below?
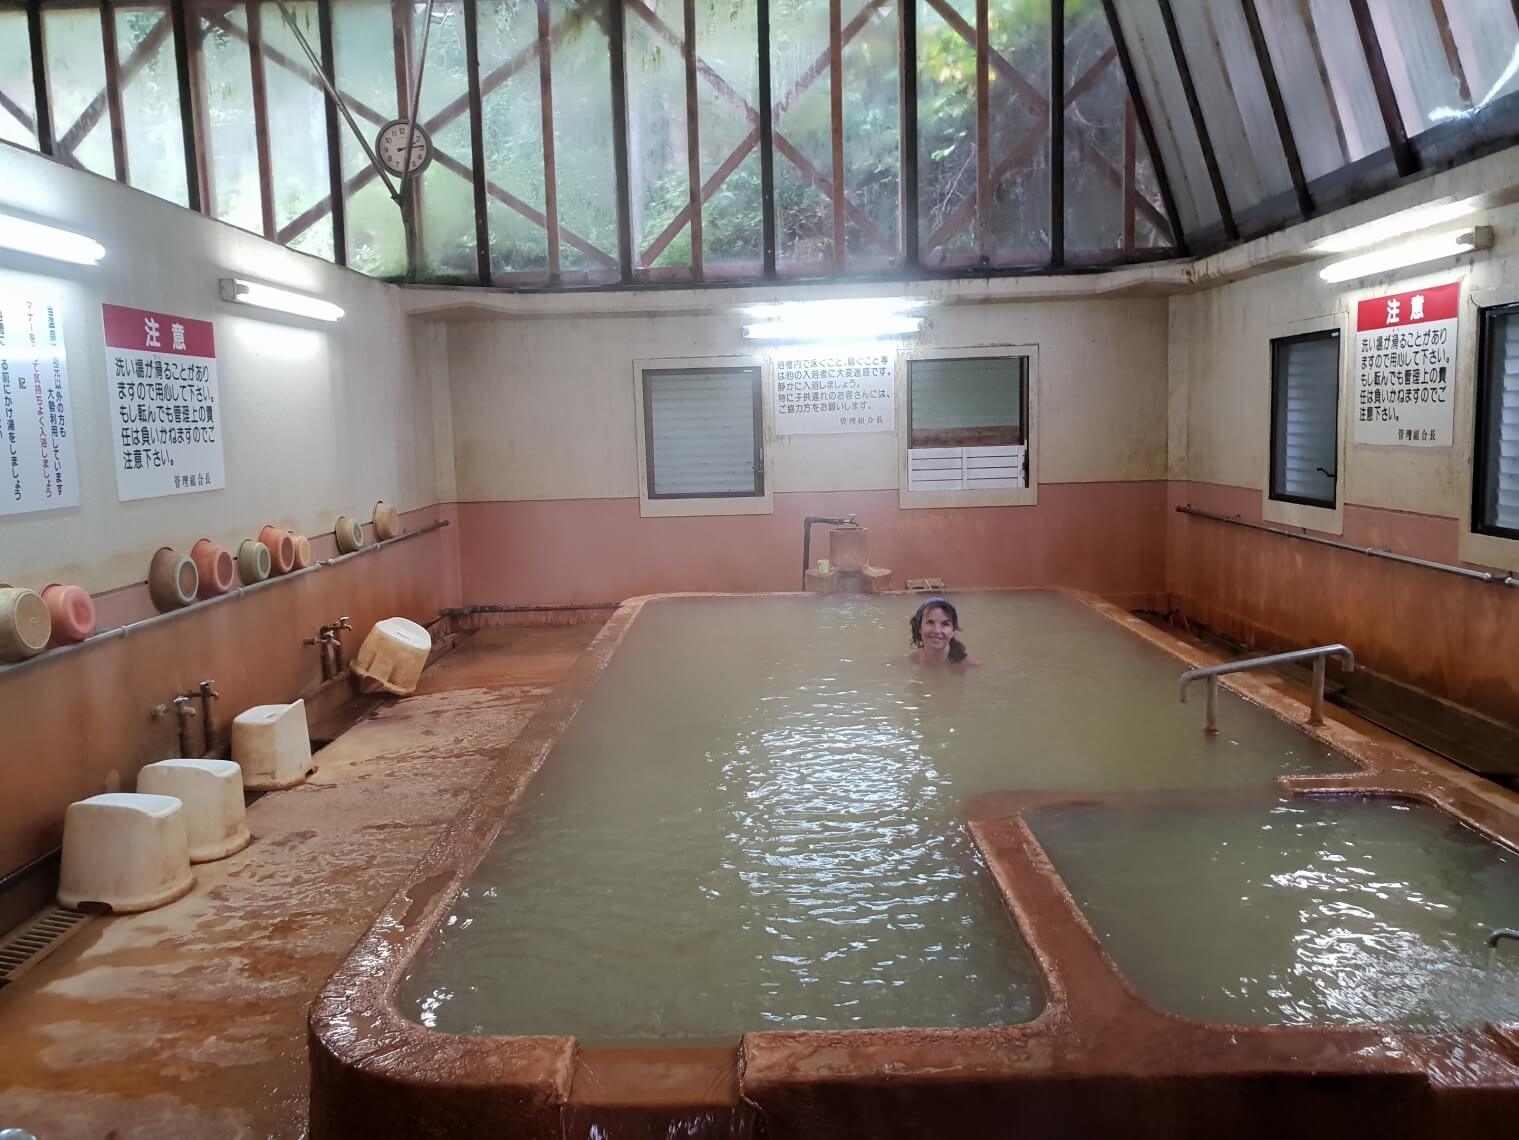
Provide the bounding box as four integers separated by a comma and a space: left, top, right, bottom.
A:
0, 291, 79, 517
1353, 281, 1458, 447
774, 350, 895, 435
103, 303, 225, 500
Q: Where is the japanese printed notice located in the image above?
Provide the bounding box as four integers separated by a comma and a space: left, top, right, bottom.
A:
0, 291, 79, 517
774, 350, 895, 435
1353, 281, 1458, 447
104, 303, 224, 500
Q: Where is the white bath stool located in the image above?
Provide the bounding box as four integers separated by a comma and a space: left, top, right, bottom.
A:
137, 759, 252, 863
232, 698, 314, 790
350, 617, 432, 696
58, 793, 193, 913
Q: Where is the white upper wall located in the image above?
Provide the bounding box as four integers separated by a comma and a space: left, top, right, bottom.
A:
1170, 145, 1519, 566
0, 145, 440, 594
442, 295, 1172, 503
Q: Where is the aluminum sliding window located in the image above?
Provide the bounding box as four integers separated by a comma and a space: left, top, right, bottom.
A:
1474, 304, 1519, 541
1268, 329, 1340, 509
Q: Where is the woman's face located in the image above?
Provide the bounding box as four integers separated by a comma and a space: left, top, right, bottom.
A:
920, 606, 956, 651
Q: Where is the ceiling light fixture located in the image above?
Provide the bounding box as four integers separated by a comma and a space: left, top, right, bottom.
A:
742, 298, 925, 342
1317, 227, 1492, 284
1308, 198, 1481, 255
0, 212, 106, 265
219, 277, 344, 322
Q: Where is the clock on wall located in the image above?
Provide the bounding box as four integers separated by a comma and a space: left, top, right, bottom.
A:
376, 119, 433, 178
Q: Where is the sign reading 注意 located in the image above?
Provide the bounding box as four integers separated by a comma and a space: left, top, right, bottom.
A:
1353, 281, 1458, 447
103, 303, 224, 500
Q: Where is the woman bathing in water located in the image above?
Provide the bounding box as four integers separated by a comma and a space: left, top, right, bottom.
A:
907, 596, 982, 667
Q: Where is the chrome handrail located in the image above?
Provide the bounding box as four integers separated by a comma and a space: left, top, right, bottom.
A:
1179, 644, 1355, 734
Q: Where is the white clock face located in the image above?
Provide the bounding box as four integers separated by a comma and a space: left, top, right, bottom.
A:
377, 121, 431, 176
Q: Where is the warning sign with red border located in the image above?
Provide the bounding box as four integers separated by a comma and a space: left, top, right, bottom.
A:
103, 303, 224, 500
1353, 281, 1458, 447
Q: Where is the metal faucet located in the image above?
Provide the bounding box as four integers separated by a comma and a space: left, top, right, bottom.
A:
185, 679, 220, 754
1488, 929, 1519, 949
306, 617, 353, 682
152, 694, 199, 757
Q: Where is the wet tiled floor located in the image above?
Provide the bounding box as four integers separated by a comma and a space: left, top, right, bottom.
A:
0, 623, 601, 1140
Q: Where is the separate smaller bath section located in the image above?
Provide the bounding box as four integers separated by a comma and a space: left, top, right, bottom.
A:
1028, 795, 1519, 1031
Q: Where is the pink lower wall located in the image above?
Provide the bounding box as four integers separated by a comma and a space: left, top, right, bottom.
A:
1167, 481, 1519, 725
456, 482, 1169, 610
0, 506, 461, 920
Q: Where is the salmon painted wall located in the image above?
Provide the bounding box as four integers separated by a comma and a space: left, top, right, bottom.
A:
1167, 157, 1519, 725
0, 148, 463, 890
441, 293, 1172, 606
458, 485, 1168, 609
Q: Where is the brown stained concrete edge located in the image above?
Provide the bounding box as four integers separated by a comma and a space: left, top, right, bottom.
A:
309, 589, 1519, 1140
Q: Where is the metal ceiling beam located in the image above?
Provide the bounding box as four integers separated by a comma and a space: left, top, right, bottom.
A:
169, 0, 204, 212
1049, 0, 1064, 269
608, 0, 633, 282
25, 1, 54, 156
899, 0, 918, 269
683, 0, 704, 278
1240, 0, 1311, 219
1155, 0, 1235, 241
98, 1, 128, 184
535, 0, 559, 281
757, 0, 776, 277
246, 2, 277, 239
316, 0, 348, 264
462, 0, 490, 285
1348, 0, 1416, 177
1099, 0, 1185, 251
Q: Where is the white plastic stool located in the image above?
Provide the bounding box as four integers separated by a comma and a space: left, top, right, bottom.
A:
350, 617, 432, 696
58, 793, 193, 913
232, 698, 314, 790
137, 759, 251, 862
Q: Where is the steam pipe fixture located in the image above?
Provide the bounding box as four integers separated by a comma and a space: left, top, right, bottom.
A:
153, 694, 200, 757
802, 515, 857, 588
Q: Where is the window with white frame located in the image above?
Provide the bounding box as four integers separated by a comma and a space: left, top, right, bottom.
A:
905, 356, 1029, 492
1474, 304, 1519, 540
1269, 331, 1340, 509
641, 365, 764, 499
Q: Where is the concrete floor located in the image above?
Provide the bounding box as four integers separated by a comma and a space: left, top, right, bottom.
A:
0, 623, 602, 1140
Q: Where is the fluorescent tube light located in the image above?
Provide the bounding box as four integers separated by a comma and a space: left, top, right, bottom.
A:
1317, 227, 1491, 284
0, 212, 105, 265
219, 277, 344, 322
742, 298, 924, 342
1308, 198, 1480, 255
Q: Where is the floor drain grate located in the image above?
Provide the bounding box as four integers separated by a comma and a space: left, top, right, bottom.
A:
0, 906, 92, 987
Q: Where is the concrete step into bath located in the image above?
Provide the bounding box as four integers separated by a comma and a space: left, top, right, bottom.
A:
136, 759, 253, 863
232, 698, 315, 790
57, 793, 194, 913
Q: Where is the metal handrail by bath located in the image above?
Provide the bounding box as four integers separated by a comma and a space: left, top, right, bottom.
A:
1180, 644, 1356, 735
1176, 505, 1519, 588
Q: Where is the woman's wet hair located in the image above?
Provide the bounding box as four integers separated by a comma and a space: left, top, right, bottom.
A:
909, 597, 968, 663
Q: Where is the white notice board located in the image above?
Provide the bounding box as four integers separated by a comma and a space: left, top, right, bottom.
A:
0, 291, 80, 517
1353, 281, 1457, 447
774, 349, 895, 434
103, 303, 225, 500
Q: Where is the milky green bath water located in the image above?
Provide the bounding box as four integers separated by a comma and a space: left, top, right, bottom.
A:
401, 592, 1344, 1042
